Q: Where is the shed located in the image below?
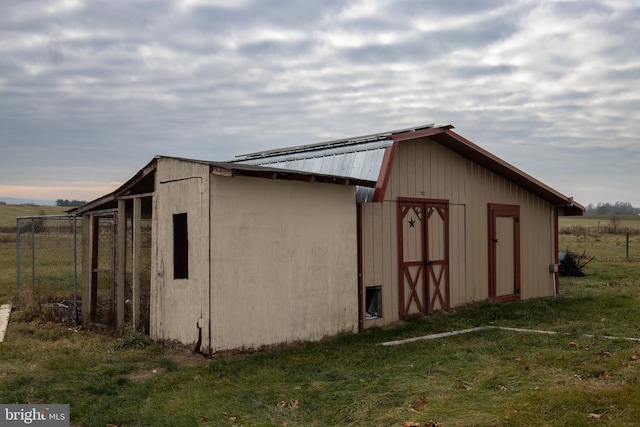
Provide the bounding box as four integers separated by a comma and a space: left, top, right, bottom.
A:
71, 124, 584, 352
71, 156, 374, 353
234, 124, 584, 330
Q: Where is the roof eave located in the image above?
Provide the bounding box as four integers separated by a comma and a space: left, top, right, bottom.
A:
69, 158, 158, 216
378, 127, 583, 215
209, 162, 376, 188
434, 129, 584, 215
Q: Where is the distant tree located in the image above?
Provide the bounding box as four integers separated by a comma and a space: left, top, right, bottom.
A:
586, 202, 640, 216
56, 199, 86, 207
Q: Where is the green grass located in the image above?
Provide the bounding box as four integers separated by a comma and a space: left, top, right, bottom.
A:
0, 213, 640, 425
2, 291, 640, 426
0, 204, 68, 228
0, 204, 70, 301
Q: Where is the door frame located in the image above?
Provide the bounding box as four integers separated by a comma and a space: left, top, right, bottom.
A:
397, 198, 450, 319
488, 203, 521, 302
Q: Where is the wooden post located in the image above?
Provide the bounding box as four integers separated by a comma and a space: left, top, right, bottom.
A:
132, 197, 142, 331
626, 232, 630, 260
116, 199, 126, 330
81, 213, 93, 325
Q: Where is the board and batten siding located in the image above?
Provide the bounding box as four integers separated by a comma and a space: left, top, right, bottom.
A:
209, 175, 359, 352
361, 137, 555, 327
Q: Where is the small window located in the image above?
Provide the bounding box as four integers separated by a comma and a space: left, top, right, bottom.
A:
365, 286, 382, 319
173, 213, 188, 279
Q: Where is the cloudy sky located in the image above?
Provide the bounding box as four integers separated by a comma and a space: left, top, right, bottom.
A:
1, 0, 639, 206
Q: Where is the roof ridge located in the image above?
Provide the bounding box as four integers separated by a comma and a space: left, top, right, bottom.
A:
235, 123, 439, 161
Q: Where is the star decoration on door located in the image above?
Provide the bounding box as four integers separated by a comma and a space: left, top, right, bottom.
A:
408, 218, 416, 228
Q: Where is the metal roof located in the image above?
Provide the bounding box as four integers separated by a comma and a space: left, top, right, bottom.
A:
233, 124, 444, 202
235, 139, 392, 202
69, 156, 377, 215
233, 123, 583, 214
237, 124, 437, 160
70, 123, 583, 216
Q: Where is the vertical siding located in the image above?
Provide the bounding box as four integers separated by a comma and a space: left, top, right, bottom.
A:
361, 137, 555, 328
449, 203, 466, 306
361, 201, 398, 326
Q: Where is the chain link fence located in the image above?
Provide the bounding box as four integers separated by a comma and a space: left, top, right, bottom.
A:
16, 215, 82, 323
15, 214, 151, 330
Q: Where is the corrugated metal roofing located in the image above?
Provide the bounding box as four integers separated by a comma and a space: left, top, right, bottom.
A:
233, 125, 441, 202
235, 140, 391, 203
238, 124, 436, 160
232, 123, 582, 214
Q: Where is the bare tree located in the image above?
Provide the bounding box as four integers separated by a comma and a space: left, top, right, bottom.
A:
610, 215, 620, 234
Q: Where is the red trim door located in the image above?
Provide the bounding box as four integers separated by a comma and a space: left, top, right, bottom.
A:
488, 204, 521, 302
398, 199, 450, 319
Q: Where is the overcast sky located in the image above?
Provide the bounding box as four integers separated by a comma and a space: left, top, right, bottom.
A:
1, 0, 639, 206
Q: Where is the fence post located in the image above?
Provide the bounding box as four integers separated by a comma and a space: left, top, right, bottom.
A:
73, 215, 79, 324
626, 231, 630, 260
16, 218, 20, 294
31, 218, 35, 291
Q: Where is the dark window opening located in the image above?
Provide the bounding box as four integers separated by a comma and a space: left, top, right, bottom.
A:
173, 213, 188, 279
365, 286, 382, 319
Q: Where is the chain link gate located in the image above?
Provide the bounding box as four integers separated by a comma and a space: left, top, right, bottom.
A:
88, 214, 117, 326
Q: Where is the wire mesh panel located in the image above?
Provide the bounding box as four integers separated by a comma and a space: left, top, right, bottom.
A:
93, 214, 116, 325
124, 217, 152, 332
16, 215, 82, 321
16, 212, 152, 330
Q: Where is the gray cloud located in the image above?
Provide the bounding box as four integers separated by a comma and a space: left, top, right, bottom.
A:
1, 0, 639, 205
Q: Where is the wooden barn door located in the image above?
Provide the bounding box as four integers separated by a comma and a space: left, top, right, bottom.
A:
489, 204, 521, 302
398, 199, 450, 319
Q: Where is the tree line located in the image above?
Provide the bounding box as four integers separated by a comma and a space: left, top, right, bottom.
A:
585, 202, 640, 215
56, 199, 87, 207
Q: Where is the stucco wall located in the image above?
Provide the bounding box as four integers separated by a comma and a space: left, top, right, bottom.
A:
209, 175, 358, 351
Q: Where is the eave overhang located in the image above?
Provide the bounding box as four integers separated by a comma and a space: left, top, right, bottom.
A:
208, 161, 376, 188
69, 156, 376, 216
68, 158, 157, 216
385, 127, 584, 216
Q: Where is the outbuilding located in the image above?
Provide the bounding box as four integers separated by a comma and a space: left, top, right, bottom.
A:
72, 124, 583, 353
234, 124, 583, 330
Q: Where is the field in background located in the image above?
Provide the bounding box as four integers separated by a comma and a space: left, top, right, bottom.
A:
0, 204, 77, 303
559, 214, 640, 228
559, 215, 640, 261
0, 204, 68, 228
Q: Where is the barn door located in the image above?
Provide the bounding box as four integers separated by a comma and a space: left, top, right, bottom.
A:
398, 199, 450, 319
489, 204, 520, 302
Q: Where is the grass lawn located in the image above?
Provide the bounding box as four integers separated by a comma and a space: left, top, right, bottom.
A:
0, 210, 639, 425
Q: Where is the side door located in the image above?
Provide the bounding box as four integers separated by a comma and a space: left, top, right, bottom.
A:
488, 204, 521, 302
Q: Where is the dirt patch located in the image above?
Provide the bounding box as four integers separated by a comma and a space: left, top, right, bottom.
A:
126, 347, 208, 381
164, 347, 209, 368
